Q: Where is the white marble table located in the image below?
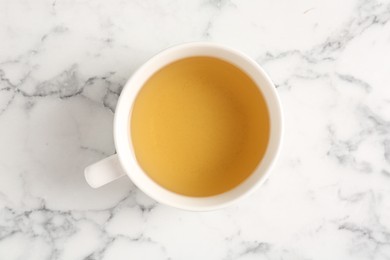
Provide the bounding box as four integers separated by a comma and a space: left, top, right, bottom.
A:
1, 0, 390, 259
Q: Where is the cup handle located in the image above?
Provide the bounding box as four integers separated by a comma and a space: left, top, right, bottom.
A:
84, 154, 126, 188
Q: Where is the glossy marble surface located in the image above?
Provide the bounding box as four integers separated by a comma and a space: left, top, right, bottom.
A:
1, 0, 390, 259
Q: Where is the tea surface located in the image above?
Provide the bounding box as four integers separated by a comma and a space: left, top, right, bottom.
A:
131, 57, 269, 197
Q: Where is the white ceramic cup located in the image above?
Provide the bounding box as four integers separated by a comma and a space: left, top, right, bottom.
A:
85, 42, 283, 211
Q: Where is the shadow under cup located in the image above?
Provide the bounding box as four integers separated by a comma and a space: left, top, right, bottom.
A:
114, 43, 283, 211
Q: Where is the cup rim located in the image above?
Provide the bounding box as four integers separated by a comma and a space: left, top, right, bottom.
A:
114, 42, 283, 211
